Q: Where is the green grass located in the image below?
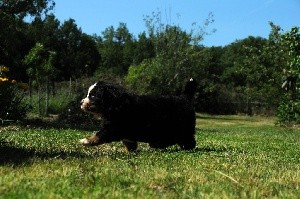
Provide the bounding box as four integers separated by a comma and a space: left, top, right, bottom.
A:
1, 114, 300, 198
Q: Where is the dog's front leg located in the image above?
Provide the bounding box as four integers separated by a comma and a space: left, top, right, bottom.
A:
122, 140, 138, 151
80, 124, 121, 146
79, 131, 104, 146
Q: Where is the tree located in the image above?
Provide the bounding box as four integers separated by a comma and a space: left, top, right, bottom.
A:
99, 23, 135, 76
59, 19, 83, 79
78, 33, 101, 76
126, 26, 199, 95
126, 11, 215, 96
0, 13, 29, 79
277, 26, 300, 124
24, 43, 57, 115
29, 14, 61, 50
0, 0, 55, 81
219, 35, 283, 114
0, 0, 55, 17
133, 32, 155, 64
58, 19, 100, 79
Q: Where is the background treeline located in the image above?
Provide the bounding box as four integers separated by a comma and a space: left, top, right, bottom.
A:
1, 0, 299, 121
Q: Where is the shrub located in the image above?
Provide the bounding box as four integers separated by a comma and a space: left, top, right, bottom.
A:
277, 27, 300, 125
0, 65, 29, 121
277, 93, 300, 125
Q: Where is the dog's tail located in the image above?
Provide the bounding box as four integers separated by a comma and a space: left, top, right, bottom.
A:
184, 78, 197, 101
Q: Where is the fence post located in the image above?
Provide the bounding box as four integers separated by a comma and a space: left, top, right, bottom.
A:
69, 77, 72, 97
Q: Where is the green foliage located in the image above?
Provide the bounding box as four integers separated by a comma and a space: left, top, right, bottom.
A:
277, 26, 300, 124
24, 43, 57, 82
98, 23, 135, 76
133, 32, 155, 64
1, 115, 300, 198
0, 11, 30, 81
221, 36, 282, 112
277, 94, 300, 124
58, 19, 100, 79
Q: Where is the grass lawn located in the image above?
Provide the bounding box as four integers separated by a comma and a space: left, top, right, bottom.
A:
0, 114, 300, 198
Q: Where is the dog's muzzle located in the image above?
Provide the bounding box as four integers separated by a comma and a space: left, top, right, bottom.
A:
80, 98, 92, 111
80, 98, 102, 119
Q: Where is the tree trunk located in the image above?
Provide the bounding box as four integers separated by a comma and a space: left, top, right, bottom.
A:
69, 77, 72, 97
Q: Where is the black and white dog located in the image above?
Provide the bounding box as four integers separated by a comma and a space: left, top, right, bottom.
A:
80, 79, 197, 151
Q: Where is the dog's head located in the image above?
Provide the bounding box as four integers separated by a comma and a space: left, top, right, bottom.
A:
80, 81, 129, 119
80, 82, 102, 118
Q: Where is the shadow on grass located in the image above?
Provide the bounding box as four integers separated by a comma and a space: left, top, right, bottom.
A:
0, 140, 142, 166
0, 143, 34, 165
22, 117, 100, 131
0, 140, 92, 166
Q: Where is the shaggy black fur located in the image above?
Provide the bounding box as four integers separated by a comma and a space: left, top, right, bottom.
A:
80, 79, 197, 151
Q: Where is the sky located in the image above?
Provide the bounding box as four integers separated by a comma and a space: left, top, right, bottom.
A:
52, 0, 300, 46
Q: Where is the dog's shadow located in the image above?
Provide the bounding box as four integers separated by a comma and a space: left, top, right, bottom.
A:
0, 143, 35, 165
0, 141, 90, 166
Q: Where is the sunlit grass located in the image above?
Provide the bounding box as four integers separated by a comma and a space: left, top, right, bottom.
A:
1, 115, 300, 198
196, 113, 276, 128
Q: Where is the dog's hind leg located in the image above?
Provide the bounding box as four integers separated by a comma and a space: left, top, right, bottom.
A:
148, 141, 173, 149
178, 136, 196, 150
122, 140, 138, 151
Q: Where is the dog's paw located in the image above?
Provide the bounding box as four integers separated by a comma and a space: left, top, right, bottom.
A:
79, 138, 91, 145
79, 135, 101, 146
